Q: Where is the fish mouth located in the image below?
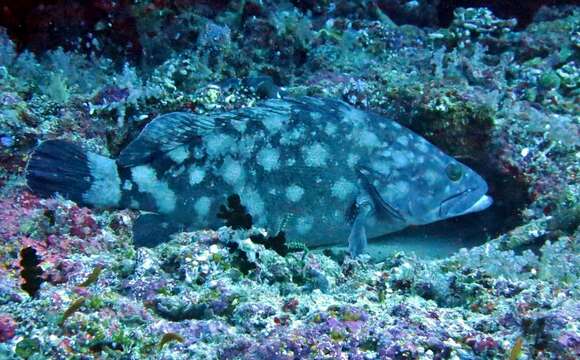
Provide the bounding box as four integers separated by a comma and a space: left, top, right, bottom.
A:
463, 194, 493, 214
439, 187, 493, 218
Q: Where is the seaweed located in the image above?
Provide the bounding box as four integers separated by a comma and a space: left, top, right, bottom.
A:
217, 194, 253, 230
59, 297, 86, 327
19, 247, 44, 297
158, 332, 184, 350
509, 337, 524, 360
78, 264, 103, 287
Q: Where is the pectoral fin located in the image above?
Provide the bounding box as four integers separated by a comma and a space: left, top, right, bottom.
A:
347, 200, 372, 257
356, 166, 404, 223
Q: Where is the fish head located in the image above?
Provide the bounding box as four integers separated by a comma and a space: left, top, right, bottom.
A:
362, 139, 492, 227
426, 160, 493, 222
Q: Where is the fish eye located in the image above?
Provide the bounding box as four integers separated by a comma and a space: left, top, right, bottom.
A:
446, 163, 463, 182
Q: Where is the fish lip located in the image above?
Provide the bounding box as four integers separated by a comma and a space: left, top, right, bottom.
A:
439, 186, 492, 218
464, 194, 493, 214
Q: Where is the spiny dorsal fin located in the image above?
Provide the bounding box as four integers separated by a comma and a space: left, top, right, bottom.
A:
118, 112, 215, 166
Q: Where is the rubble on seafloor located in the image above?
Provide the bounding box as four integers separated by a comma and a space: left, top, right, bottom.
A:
0, 195, 577, 358
0, 1, 578, 359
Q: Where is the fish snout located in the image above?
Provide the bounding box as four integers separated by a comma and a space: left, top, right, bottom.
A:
464, 194, 493, 214
439, 188, 493, 218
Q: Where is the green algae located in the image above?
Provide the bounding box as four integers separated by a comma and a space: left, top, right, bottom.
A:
85, 296, 106, 311
330, 329, 346, 341
78, 264, 103, 287
15, 338, 41, 359
59, 297, 86, 327
539, 71, 561, 90
112, 328, 135, 349
509, 337, 524, 360
158, 332, 184, 350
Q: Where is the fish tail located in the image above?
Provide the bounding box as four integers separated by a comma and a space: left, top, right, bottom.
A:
26, 140, 123, 208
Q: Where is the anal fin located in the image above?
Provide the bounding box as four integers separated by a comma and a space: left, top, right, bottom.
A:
133, 213, 182, 247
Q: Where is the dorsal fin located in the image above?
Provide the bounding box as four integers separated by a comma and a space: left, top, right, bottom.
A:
118, 112, 215, 166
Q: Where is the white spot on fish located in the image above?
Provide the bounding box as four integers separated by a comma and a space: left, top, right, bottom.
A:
280, 127, 304, 145
423, 169, 440, 186
286, 185, 304, 202
256, 146, 280, 172
380, 149, 392, 158
220, 156, 244, 187
324, 122, 337, 136
347, 153, 360, 168
83, 152, 122, 207
371, 160, 391, 176
241, 188, 265, 222
392, 150, 411, 168
261, 112, 287, 133
359, 130, 380, 148
341, 106, 366, 126
238, 136, 256, 159
302, 142, 329, 167
167, 145, 189, 164
396, 136, 409, 147
231, 119, 247, 133
296, 216, 314, 234
131, 165, 176, 213
331, 177, 356, 200
188, 166, 206, 185
194, 196, 212, 217
415, 139, 430, 153
205, 134, 234, 159
193, 146, 205, 160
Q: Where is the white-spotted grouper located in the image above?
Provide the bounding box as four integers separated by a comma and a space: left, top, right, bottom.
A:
26, 96, 492, 256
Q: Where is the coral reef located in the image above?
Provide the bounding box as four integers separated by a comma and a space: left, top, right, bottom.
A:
0, 223, 577, 358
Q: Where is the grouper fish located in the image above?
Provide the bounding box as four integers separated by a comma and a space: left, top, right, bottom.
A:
26, 96, 492, 256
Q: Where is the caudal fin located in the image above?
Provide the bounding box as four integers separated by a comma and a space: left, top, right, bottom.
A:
26, 140, 122, 208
